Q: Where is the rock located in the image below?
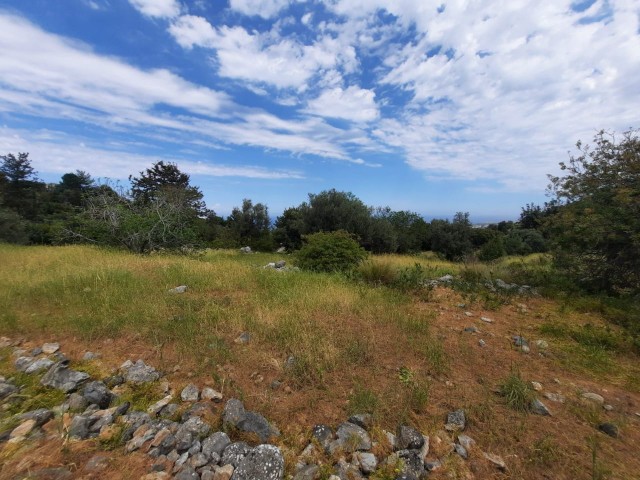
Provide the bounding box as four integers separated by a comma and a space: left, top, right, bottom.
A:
85, 453, 110, 472
480, 317, 493, 323
232, 444, 284, 480
276, 247, 286, 253
598, 423, 619, 438
604, 404, 614, 411
222, 398, 246, 427
293, 465, 319, 480
214, 464, 234, 480
275, 260, 286, 269
354, 452, 377, 474
582, 392, 605, 404
454, 443, 468, 459
10, 419, 36, 439
330, 422, 371, 453
484, 452, 507, 471
66, 392, 89, 411
396, 425, 424, 450
397, 449, 426, 478
237, 411, 280, 443
535, 340, 549, 349
41, 361, 90, 393
478, 339, 487, 347
438, 275, 454, 283
445, 410, 466, 432
83, 381, 113, 409
42, 342, 60, 354
521, 345, 531, 353
311, 424, 334, 450
531, 399, 552, 416
21, 408, 54, 427
188, 439, 202, 455
457, 434, 475, 450
68, 415, 92, 440
123, 359, 160, 383
0, 382, 18, 400
240, 246, 252, 254
141, 472, 170, 480
348, 413, 373, 430
127, 425, 157, 452
202, 387, 223, 402
221, 441, 251, 468
418, 435, 430, 460
25, 358, 54, 374
531, 382, 543, 391
464, 326, 479, 333
543, 392, 565, 403
175, 467, 199, 480
464, 311, 474, 317
181, 384, 200, 402
83, 351, 99, 361
169, 285, 188, 294
15, 356, 35, 372
512, 336, 528, 347
104, 374, 125, 388
148, 395, 174, 416
175, 417, 210, 452
202, 432, 231, 458
190, 452, 209, 468
234, 332, 251, 344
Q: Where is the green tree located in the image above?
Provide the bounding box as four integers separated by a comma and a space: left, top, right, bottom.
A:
303, 189, 372, 241
228, 198, 273, 250
0, 152, 45, 220
547, 129, 640, 294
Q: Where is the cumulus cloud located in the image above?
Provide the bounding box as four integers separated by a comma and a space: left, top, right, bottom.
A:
306, 86, 379, 122
169, 14, 217, 48
229, 0, 293, 19
128, 0, 181, 18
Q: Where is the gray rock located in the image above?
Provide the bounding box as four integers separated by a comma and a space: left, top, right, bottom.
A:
484, 452, 506, 471
15, 356, 35, 372
293, 465, 319, 480
0, 382, 18, 400
478, 339, 487, 347
175, 468, 199, 480
222, 441, 251, 468
598, 423, 618, 438
42, 342, 60, 354
355, 452, 377, 474
202, 432, 231, 458
397, 449, 426, 478
582, 392, 605, 404
348, 413, 373, 430
336, 458, 364, 480
104, 374, 125, 388
234, 332, 251, 344
445, 409, 466, 431
68, 415, 92, 440
330, 422, 371, 453
214, 464, 235, 480
160, 403, 179, 418
531, 399, 552, 416
83, 381, 113, 409
25, 358, 54, 374
275, 260, 286, 269
169, 285, 188, 294
239, 246, 252, 254
232, 444, 284, 480
237, 411, 280, 442
175, 417, 210, 453
464, 326, 479, 333
202, 387, 223, 402
222, 398, 246, 427
454, 443, 468, 459
173, 452, 190, 473
85, 453, 110, 472
41, 362, 90, 393
83, 351, 99, 361
123, 359, 160, 383
181, 384, 200, 402
457, 434, 475, 450
396, 425, 424, 450
543, 392, 566, 403
188, 439, 202, 455
513, 336, 528, 347
311, 424, 334, 450
535, 340, 549, 349
31, 347, 43, 356
20, 408, 54, 427
191, 452, 209, 468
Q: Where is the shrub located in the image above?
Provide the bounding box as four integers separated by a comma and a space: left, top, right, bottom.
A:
499, 368, 534, 412
296, 231, 367, 273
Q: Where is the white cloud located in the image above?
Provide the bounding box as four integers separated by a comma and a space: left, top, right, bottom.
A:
168, 14, 217, 49
229, 0, 293, 19
306, 86, 379, 122
128, 0, 181, 18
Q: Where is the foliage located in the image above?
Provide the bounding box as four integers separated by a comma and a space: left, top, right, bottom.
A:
478, 235, 506, 261
429, 213, 475, 261
0, 207, 29, 244
227, 198, 273, 250
296, 231, 367, 273
547, 129, 640, 294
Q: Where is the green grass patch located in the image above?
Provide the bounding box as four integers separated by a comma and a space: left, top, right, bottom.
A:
499, 368, 534, 413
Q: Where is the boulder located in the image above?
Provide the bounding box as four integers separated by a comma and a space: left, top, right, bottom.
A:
396, 425, 424, 450
83, 381, 113, 409
232, 444, 284, 480
122, 360, 160, 383
41, 361, 90, 393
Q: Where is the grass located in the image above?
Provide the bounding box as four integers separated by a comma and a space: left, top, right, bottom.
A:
499, 368, 534, 413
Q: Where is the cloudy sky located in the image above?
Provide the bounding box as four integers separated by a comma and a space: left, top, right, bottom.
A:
0, 0, 638, 220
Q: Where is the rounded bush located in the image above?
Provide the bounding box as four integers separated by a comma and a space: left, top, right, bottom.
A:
296, 231, 367, 273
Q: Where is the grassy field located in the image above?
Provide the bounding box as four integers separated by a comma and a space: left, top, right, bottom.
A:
1, 244, 639, 479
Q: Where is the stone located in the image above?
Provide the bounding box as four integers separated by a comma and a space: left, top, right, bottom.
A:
293, 465, 319, 480
31, 347, 43, 356
512, 336, 528, 347
397, 449, 426, 478
175, 417, 210, 452
83, 351, 99, 361
464, 311, 474, 317
148, 395, 174, 416
480, 317, 493, 323
0, 382, 18, 400
175, 467, 199, 480
275, 260, 286, 269
25, 358, 54, 374
418, 435, 430, 460
582, 392, 605, 404
234, 332, 251, 344
445, 409, 466, 432
348, 413, 373, 430
535, 340, 549, 349
68, 415, 92, 440
478, 339, 487, 347
188, 440, 202, 455
531, 399, 552, 416
10, 419, 36, 439
454, 443, 468, 459
464, 326, 479, 333
42, 342, 60, 354
21, 408, 54, 427
311, 424, 334, 450
190, 452, 209, 468
202, 432, 231, 458
85, 454, 110, 472
173, 452, 189, 473
598, 423, 619, 438
221, 441, 251, 468
83, 381, 113, 409
522, 345, 531, 353
141, 473, 170, 480
105, 374, 125, 388
213, 464, 234, 480
41, 361, 90, 393
531, 382, 543, 391
15, 356, 35, 372
202, 387, 223, 402
604, 404, 614, 411
396, 425, 424, 450
355, 452, 377, 474
543, 392, 566, 403
181, 384, 200, 402
169, 285, 188, 294
330, 422, 371, 453
123, 359, 160, 383
484, 452, 507, 471
240, 246, 252, 253
222, 398, 246, 427
457, 434, 475, 450
233, 444, 284, 480
237, 411, 280, 442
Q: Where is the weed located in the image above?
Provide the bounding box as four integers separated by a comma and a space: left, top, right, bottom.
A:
348, 385, 378, 415
116, 382, 165, 412
99, 423, 128, 450
409, 381, 429, 413
398, 366, 414, 386
358, 261, 397, 286
529, 435, 560, 466
499, 368, 534, 413
370, 456, 404, 480
588, 435, 611, 480
421, 340, 449, 375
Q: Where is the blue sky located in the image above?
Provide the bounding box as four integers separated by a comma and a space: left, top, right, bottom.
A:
0, 0, 638, 221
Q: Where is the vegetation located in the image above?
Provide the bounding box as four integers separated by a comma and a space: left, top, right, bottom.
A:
296, 231, 367, 273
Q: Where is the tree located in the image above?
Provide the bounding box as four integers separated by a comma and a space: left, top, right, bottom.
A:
274, 206, 305, 250
0, 153, 37, 183
0, 152, 45, 220
55, 170, 95, 206
130, 161, 206, 215
227, 198, 273, 250
303, 189, 372, 242
547, 129, 640, 294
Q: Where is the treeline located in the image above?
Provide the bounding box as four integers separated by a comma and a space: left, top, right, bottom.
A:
0, 153, 551, 261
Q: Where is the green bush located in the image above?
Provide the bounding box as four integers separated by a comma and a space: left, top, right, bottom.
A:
296, 231, 367, 273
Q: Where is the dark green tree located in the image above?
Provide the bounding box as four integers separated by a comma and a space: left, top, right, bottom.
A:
228, 198, 273, 250
547, 129, 640, 293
